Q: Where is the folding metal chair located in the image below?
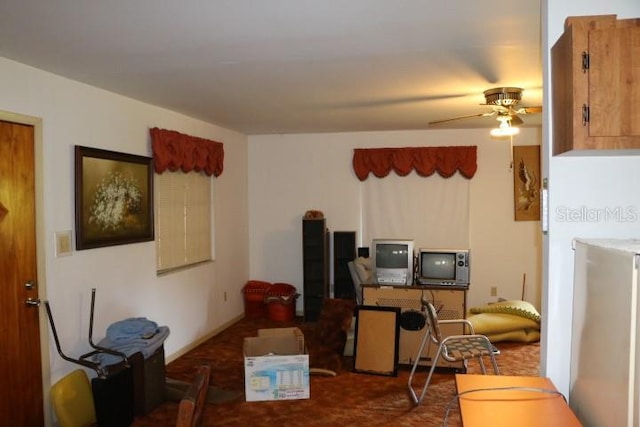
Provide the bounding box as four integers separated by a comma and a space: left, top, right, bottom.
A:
407, 300, 499, 405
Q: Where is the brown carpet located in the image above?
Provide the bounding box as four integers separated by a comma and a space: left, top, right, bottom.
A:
132, 315, 540, 427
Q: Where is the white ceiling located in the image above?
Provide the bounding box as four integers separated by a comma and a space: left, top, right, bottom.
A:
0, 0, 543, 135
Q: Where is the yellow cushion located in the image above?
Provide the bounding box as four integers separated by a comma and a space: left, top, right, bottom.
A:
469, 300, 541, 323
484, 328, 541, 343
468, 312, 540, 335
51, 369, 96, 427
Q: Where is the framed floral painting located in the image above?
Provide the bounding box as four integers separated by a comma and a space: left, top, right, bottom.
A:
74, 145, 154, 249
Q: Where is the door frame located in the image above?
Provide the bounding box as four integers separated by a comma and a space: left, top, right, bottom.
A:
0, 109, 51, 425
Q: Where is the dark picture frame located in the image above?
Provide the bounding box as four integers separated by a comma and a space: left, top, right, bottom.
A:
353, 305, 400, 377
74, 145, 154, 250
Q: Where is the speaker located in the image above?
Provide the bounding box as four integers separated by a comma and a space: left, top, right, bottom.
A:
333, 231, 356, 300
357, 247, 369, 258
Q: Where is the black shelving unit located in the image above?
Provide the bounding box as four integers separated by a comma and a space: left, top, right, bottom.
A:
302, 219, 329, 322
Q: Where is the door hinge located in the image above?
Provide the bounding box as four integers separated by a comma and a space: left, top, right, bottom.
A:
582, 104, 590, 126
581, 51, 589, 73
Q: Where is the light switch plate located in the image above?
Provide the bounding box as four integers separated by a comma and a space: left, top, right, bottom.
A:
54, 230, 73, 257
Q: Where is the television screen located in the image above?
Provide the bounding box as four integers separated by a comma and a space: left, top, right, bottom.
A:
372, 239, 414, 285
376, 244, 410, 268
421, 252, 456, 281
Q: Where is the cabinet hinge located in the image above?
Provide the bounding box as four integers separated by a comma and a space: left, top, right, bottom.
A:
581, 51, 589, 73
582, 104, 590, 126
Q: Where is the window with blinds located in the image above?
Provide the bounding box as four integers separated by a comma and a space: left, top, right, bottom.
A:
155, 170, 213, 273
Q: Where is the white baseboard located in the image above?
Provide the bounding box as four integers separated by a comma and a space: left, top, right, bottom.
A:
165, 313, 245, 364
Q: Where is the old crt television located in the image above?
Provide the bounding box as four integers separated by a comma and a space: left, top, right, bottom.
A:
371, 239, 414, 285
418, 249, 470, 286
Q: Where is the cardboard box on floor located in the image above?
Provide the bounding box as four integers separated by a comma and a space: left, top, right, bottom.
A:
243, 327, 310, 402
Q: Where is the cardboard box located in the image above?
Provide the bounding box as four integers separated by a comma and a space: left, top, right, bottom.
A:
243, 327, 309, 402
256, 327, 305, 352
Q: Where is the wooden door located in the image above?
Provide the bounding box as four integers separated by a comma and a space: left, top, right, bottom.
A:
0, 120, 44, 426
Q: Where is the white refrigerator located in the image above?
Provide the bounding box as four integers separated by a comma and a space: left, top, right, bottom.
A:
571, 239, 640, 427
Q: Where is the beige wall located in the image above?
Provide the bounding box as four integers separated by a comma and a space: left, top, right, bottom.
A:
0, 56, 249, 426
248, 128, 541, 311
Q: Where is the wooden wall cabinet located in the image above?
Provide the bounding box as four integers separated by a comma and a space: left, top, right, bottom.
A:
302, 219, 329, 322
362, 284, 467, 370
552, 15, 640, 155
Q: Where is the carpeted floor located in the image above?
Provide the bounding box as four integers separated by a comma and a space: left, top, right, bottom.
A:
132, 314, 540, 427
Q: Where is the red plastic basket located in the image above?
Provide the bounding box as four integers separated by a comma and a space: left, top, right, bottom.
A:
242, 280, 272, 319
265, 283, 299, 322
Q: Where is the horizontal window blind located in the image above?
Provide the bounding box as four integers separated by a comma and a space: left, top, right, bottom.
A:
155, 170, 212, 272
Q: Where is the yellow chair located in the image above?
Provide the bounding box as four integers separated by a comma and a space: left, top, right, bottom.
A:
50, 369, 97, 427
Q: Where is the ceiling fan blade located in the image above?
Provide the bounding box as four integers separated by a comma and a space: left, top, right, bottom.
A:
509, 114, 524, 126
429, 111, 495, 126
515, 106, 543, 115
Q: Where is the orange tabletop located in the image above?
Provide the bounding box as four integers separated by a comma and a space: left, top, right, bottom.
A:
455, 374, 582, 427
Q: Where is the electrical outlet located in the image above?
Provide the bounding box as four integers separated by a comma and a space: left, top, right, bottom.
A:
224, 291, 227, 302
490, 286, 498, 297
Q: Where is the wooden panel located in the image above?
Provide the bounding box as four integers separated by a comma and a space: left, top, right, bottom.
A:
590, 23, 640, 138
551, 22, 575, 155
552, 15, 640, 154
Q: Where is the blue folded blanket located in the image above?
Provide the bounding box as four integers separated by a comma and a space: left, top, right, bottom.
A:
106, 317, 159, 342
95, 318, 170, 367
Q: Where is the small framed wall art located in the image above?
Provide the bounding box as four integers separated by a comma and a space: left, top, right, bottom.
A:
513, 145, 541, 221
74, 145, 154, 249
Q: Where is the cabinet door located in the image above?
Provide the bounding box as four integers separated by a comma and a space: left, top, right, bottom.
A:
589, 23, 640, 140
552, 15, 640, 154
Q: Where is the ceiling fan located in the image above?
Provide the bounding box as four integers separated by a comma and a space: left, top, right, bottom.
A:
428, 87, 542, 129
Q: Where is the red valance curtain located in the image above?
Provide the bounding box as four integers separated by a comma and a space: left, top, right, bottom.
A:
352, 146, 477, 181
150, 127, 224, 176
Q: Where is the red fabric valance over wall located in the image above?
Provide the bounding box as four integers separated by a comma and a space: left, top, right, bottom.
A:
150, 127, 224, 176
352, 146, 477, 180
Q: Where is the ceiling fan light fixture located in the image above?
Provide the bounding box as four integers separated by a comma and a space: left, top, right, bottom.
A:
490, 119, 520, 137
483, 87, 523, 106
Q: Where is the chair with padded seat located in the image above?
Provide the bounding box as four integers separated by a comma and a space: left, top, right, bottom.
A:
50, 369, 97, 427
407, 300, 500, 405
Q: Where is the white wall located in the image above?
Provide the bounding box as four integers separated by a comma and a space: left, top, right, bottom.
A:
542, 0, 640, 397
0, 56, 249, 424
248, 128, 541, 312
